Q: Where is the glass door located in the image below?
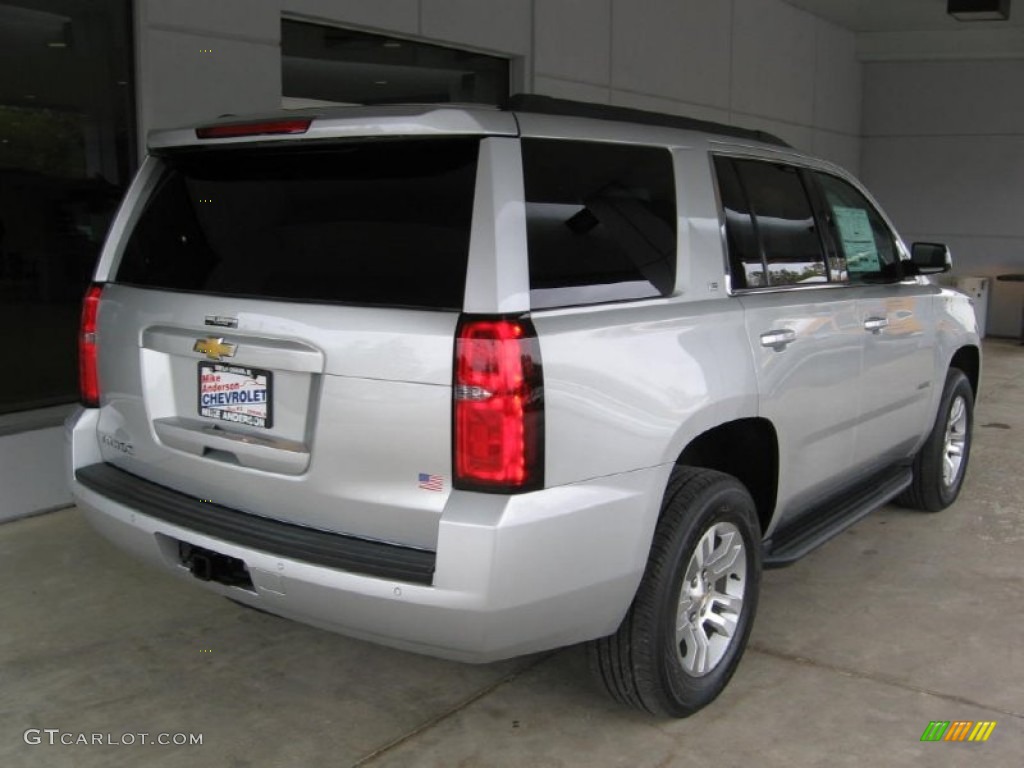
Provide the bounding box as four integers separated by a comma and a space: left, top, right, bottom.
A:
0, 0, 135, 414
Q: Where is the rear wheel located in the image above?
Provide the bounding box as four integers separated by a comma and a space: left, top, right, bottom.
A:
897, 368, 974, 512
589, 467, 761, 717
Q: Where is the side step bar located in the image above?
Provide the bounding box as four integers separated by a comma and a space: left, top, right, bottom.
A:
763, 466, 913, 569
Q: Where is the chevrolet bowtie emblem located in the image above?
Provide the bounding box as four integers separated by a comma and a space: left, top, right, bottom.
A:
193, 337, 237, 361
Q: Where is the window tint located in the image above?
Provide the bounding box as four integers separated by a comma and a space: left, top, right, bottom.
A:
713, 157, 766, 288
116, 139, 479, 310
522, 139, 676, 309
815, 173, 900, 283
733, 160, 826, 286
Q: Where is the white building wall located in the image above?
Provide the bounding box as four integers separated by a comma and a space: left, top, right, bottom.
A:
861, 59, 1024, 337
134, 0, 863, 171
529, 0, 860, 171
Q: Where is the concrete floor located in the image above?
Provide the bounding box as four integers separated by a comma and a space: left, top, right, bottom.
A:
2, 340, 1021, 768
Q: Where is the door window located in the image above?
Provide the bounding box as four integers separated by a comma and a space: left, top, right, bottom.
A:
713, 157, 766, 288
814, 173, 901, 283
714, 157, 828, 288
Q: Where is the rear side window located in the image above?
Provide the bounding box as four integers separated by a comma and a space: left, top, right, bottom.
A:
116, 139, 479, 310
714, 157, 828, 288
522, 139, 676, 309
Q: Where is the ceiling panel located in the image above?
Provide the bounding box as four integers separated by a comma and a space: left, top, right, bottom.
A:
782, 0, 1024, 32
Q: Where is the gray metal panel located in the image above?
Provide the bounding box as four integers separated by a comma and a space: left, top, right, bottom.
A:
463, 137, 530, 314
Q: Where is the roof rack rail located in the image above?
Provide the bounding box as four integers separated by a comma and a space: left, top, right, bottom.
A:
503, 94, 790, 148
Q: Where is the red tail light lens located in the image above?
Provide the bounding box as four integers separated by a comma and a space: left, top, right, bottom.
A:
195, 118, 312, 139
454, 316, 544, 492
79, 283, 103, 407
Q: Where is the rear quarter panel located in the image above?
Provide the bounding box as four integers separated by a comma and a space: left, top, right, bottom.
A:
532, 297, 758, 487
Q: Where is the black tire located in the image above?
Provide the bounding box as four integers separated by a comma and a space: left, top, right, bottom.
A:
897, 368, 974, 512
589, 467, 761, 717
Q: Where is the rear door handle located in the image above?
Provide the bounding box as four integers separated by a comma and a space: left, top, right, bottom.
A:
864, 317, 889, 333
760, 329, 797, 349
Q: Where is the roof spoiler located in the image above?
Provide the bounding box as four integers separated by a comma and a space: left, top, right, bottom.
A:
503, 93, 791, 148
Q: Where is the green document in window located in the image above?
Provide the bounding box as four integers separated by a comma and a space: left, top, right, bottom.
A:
833, 206, 879, 271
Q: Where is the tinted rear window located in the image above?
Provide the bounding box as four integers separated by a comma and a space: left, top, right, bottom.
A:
116, 139, 479, 309
522, 139, 677, 309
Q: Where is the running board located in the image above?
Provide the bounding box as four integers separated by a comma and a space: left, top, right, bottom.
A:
763, 467, 912, 569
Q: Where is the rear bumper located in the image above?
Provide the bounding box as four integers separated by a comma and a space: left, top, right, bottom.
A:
76, 462, 437, 584
67, 408, 669, 662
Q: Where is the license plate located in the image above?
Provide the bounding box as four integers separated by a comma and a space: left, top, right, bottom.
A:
197, 362, 273, 429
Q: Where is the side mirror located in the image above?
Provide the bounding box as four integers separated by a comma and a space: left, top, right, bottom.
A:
910, 242, 952, 274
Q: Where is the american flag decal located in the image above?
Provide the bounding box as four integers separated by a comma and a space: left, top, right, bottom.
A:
418, 473, 444, 492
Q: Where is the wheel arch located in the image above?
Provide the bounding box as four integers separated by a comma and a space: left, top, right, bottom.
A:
949, 345, 980, 399
675, 418, 779, 536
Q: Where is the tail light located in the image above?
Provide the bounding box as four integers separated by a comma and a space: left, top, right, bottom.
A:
196, 119, 312, 140
79, 283, 103, 407
453, 316, 544, 492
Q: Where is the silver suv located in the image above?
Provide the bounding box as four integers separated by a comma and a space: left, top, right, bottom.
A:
66, 96, 980, 717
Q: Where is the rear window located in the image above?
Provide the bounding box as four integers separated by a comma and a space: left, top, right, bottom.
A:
116, 139, 479, 310
522, 139, 677, 309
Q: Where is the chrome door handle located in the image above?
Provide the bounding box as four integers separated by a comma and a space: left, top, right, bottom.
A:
760, 329, 797, 349
864, 317, 889, 334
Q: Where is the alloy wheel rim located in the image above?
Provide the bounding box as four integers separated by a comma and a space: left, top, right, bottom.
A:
675, 522, 746, 677
942, 395, 968, 487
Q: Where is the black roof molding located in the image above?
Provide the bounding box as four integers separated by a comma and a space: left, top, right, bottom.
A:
504, 94, 791, 148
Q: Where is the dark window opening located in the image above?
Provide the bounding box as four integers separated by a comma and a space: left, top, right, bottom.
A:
0, 0, 136, 415
713, 157, 765, 289
715, 157, 828, 289
522, 139, 677, 309
282, 20, 509, 107
116, 139, 479, 311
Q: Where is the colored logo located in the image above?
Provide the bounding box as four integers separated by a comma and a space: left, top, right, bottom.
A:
418, 473, 444, 492
193, 337, 237, 361
920, 721, 997, 742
